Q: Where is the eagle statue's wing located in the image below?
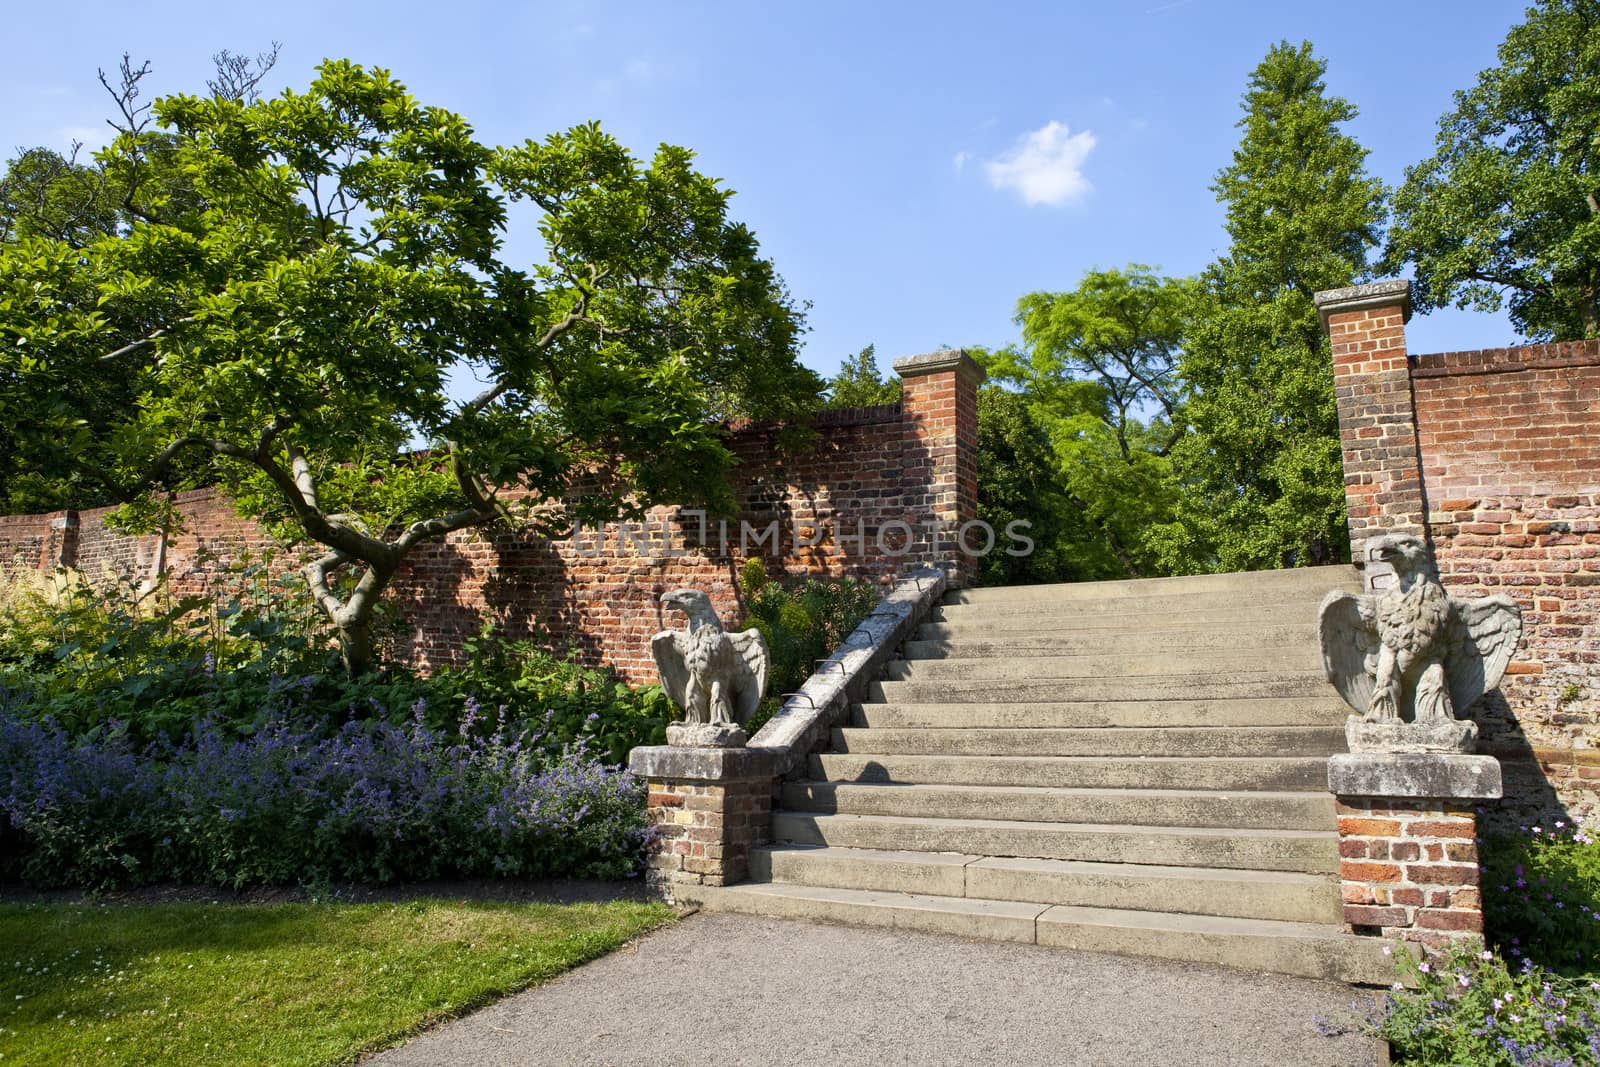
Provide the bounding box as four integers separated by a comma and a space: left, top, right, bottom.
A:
1445, 595, 1522, 717
1318, 590, 1380, 716
651, 630, 692, 712
727, 627, 770, 725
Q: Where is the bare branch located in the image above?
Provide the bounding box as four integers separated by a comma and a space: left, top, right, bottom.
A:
207, 42, 282, 104
97, 317, 197, 361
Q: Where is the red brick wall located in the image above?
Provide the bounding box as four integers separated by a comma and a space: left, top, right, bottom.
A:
1410, 341, 1600, 822
0, 354, 985, 686
392, 402, 947, 682
0, 512, 62, 572
1319, 282, 1600, 825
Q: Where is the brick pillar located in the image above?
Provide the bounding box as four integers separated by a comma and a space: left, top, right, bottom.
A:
1315, 281, 1424, 592
1329, 753, 1502, 950
893, 349, 985, 585
627, 746, 772, 903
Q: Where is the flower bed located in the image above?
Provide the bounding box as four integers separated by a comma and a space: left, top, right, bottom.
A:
1369, 820, 1600, 1065
0, 704, 649, 888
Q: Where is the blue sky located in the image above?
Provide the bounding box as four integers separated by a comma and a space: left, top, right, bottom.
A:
4, 1, 1529, 379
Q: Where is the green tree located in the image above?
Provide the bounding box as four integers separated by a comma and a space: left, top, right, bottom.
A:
821, 343, 901, 408
0, 50, 281, 512
0, 58, 818, 674
1384, 0, 1600, 339
1161, 41, 1385, 572
974, 386, 1119, 586
982, 266, 1190, 577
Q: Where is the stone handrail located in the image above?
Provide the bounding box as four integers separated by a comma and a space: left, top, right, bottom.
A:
748, 564, 949, 777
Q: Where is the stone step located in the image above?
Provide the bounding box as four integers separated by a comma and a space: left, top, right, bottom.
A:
770, 811, 1338, 874
933, 588, 1333, 620
918, 609, 1321, 638
782, 781, 1337, 831
811, 752, 1331, 792
831, 725, 1345, 758
853, 697, 1351, 730
1035, 903, 1396, 984
750, 845, 1343, 925
674, 882, 1394, 983
885, 649, 1324, 681
871, 674, 1332, 704
903, 627, 1319, 660
944, 566, 1358, 605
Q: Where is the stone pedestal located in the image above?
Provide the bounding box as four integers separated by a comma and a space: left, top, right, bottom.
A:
628, 745, 773, 903
1328, 752, 1502, 949
1346, 718, 1478, 755
665, 722, 747, 748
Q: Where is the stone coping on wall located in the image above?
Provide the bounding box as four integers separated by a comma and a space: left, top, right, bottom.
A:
747, 564, 949, 778
1328, 753, 1504, 800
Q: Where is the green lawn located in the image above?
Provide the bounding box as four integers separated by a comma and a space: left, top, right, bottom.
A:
0, 897, 674, 1066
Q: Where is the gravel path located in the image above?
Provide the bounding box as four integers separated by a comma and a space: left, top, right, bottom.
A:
368, 912, 1383, 1067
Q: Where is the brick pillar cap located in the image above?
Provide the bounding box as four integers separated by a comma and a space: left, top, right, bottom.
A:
1314, 279, 1412, 331
892, 348, 987, 384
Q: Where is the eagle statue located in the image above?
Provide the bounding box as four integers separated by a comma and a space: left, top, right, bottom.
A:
1318, 533, 1521, 751
652, 589, 769, 748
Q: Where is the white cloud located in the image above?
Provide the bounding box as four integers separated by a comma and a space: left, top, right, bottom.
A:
984, 120, 1096, 207
952, 150, 971, 173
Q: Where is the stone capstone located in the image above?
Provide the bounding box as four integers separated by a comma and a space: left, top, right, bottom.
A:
1327, 752, 1502, 800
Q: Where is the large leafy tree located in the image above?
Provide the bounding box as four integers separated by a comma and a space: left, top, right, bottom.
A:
974, 386, 1120, 586
1160, 41, 1385, 572
983, 265, 1191, 577
1, 58, 818, 674
1384, 0, 1600, 339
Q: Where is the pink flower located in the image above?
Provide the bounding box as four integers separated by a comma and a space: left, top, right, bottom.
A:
1419, 961, 1431, 973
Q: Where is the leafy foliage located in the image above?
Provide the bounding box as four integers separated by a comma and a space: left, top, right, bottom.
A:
1161, 41, 1384, 573
822, 343, 902, 408
0, 57, 819, 675
1482, 821, 1600, 976
1384, 0, 1600, 340
737, 558, 881, 733
1371, 944, 1600, 1066
974, 387, 1114, 585
0, 557, 669, 762
981, 266, 1191, 579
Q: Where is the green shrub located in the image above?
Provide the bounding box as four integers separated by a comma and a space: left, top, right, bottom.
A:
1481, 821, 1600, 976
737, 558, 882, 734
0, 558, 666, 762
1371, 944, 1600, 1065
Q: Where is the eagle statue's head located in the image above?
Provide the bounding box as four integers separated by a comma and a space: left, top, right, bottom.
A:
659, 588, 722, 630
1370, 533, 1432, 579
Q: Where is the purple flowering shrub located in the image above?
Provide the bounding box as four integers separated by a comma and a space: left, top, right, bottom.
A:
1483, 822, 1600, 975
1373, 945, 1600, 1066
0, 702, 649, 888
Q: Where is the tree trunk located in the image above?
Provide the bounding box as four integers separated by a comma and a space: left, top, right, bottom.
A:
337, 616, 377, 677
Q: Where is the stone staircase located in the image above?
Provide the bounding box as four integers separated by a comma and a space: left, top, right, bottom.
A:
683, 565, 1397, 983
